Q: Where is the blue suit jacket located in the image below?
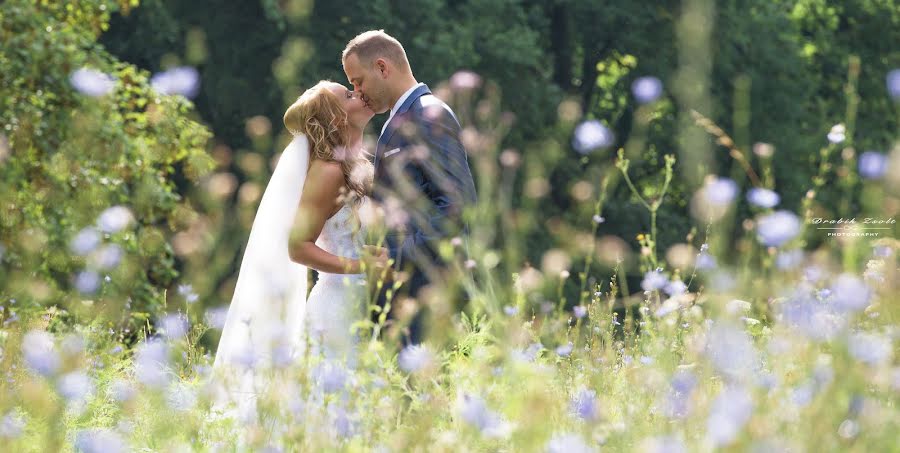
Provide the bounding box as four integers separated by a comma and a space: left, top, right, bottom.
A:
373, 84, 477, 276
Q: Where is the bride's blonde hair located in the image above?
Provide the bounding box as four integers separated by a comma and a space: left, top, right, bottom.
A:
283, 80, 372, 200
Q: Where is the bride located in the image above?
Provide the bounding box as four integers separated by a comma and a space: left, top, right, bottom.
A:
210, 80, 387, 414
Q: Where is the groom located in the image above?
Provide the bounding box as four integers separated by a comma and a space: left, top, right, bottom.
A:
342, 30, 477, 345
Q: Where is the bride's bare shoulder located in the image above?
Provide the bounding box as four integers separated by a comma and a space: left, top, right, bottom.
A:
306, 159, 344, 185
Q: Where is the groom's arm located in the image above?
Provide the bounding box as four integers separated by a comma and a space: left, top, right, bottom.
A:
384, 103, 477, 268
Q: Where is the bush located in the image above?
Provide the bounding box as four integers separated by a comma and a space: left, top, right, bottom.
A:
0, 0, 214, 333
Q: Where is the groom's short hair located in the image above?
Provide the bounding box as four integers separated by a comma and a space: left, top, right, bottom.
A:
342, 30, 411, 73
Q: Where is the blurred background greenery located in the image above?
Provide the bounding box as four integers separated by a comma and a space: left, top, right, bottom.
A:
2, 0, 899, 339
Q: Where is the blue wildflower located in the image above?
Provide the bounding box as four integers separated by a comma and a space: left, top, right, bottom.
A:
314, 361, 348, 394
887, 69, 900, 99
456, 393, 510, 438
573, 305, 588, 318
746, 188, 780, 208
547, 433, 595, 453
847, 332, 893, 365
556, 342, 574, 357
96, 206, 133, 233
641, 269, 668, 292
756, 210, 800, 247
570, 388, 600, 421
69, 68, 115, 97
398, 344, 435, 373
858, 151, 887, 179
21, 330, 60, 377
73, 428, 126, 453
829, 274, 872, 312
632, 76, 664, 104
151, 66, 200, 98
134, 339, 170, 388
706, 386, 754, 447
572, 120, 614, 154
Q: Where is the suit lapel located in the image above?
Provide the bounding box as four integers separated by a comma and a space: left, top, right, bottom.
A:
374, 84, 431, 170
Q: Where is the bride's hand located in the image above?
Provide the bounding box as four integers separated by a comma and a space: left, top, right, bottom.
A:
362, 245, 390, 266
361, 245, 392, 278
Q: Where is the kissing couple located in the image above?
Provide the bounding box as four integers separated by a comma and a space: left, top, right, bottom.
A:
210, 29, 477, 410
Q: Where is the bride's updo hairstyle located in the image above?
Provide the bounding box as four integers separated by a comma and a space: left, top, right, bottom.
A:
283, 80, 371, 200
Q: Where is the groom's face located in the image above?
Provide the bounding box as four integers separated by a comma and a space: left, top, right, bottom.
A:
343, 53, 390, 114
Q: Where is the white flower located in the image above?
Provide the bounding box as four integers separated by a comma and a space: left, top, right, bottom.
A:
753, 142, 775, 158
827, 123, 846, 144
450, 70, 482, 90
725, 299, 752, 315
828, 123, 847, 144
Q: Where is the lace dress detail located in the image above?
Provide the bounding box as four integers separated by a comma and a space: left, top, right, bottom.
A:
304, 200, 367, 363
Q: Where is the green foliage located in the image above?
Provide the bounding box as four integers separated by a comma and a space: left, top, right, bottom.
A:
0, 0, 214, 331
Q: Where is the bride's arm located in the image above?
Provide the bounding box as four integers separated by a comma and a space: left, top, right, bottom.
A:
288, 159, 362, 274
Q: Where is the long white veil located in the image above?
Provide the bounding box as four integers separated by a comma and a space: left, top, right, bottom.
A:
211, 135, 310, 416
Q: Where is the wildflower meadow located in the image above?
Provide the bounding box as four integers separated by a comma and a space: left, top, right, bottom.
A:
1, 0, 899, 451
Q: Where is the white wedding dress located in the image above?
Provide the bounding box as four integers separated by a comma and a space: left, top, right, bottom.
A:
210, 135, 366, 418
305, 201, 367, 363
